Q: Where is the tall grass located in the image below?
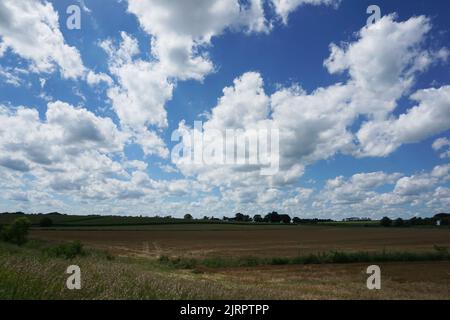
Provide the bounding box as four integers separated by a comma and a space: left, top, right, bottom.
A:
158, 247, 450, 269
1, 241, 450, 300
0, 241, 268, 300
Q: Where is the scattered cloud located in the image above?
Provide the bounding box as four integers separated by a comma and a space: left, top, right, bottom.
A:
0, 0, 85, 79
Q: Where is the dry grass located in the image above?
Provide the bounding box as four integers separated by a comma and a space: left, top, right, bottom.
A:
2, 225, 449, 300
1, 241, 449, 299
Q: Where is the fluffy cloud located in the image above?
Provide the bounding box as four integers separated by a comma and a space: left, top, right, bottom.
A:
0, 0, 85, 79
433, 137, 450, 158
86, 71, 113, 86
127, 0, 271, 81
311, 165, 450, 217
325, 15, 441, 119
322, 172, 402, 205
170, 14, 450, 212
271, 0, 340, 24
126, 0, 339, 81
1, 3, 449, 218
0, 102, 126, 171
0, 102, 128, 201
0, 102, 211, 210
101, 32, 171, 157
357, 86, 450, 156
111, 0, 345, 159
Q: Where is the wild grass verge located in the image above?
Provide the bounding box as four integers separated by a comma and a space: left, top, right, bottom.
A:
158, 246, 450, 269
0, 240, 270, 299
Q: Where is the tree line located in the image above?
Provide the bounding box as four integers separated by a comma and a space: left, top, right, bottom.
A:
185, 211, 334, 224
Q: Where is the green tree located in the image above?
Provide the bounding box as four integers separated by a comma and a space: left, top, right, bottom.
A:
253, 215, 263, 223
380, 216, 392, 227
393, 218, 404, 227
0, 217, 31, 245
184, 214, 193, 220
280, 214, 292, 224
264, 211, 281, 223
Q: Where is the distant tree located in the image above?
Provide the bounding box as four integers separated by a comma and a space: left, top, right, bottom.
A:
409, 216, 427, 226
280, 214, 292, 224
234, 213, 245, 222
434, 213, 450, 220
393, 218, 405, 227
434, 213, 450, 226
292, 217, 301, 224
203, 216, 209, 220
264, 211, 281, 223
184, 214, 193, 220
253, 215, 263, 223
0, 217, 31, 245
39, 217, 53, 227
380, 216, 392, 227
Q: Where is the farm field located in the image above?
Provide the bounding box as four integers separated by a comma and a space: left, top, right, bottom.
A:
1, 239, 449, 300
30, 225, 450, 258
2, 218, 450, 300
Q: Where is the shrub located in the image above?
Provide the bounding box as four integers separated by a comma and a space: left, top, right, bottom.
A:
158, 255, 170, 264
39, 217, 53, 227
158, 255, 197, 269
237, 256, 262, 267
44, 241, 84, 259
270, 257, 290, 265
0, 217, 31, 245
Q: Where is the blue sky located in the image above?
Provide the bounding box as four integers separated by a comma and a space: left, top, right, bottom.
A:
0, 0, 449, 218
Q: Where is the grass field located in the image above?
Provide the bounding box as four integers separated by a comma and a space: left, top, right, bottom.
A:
1, 218, 450, 300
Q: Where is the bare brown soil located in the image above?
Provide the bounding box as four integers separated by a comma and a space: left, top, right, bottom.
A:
30, 225, 450, 258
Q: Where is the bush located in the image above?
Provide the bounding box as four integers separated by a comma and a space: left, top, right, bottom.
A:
39, 217, 53, 227
0, 217, 31, 245
270, 257, 290, 265
44, 241, 84, 259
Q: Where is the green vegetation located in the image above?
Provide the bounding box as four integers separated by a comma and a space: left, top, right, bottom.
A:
158, 247, 450, 269
380, 216, 393, 227
43, 241, 84, 259
0, 212, 448, 231
0, 240, 279, 300
1, 232, 450, 299
0, 217, 31, 245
